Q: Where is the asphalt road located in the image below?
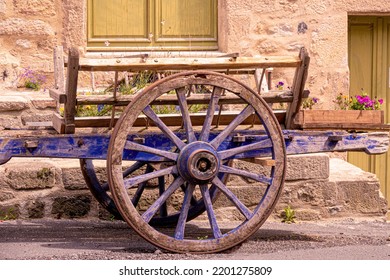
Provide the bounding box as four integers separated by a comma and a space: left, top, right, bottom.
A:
0, 218, 389, 260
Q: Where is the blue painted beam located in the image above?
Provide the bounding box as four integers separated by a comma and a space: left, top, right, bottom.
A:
0, 130, 388, 165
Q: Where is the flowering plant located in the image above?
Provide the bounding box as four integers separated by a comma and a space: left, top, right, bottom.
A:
275, 81, 284, 90
334, 91, 383, 110
302, 97, 319, 110
18, 67, 47, 91
350, 94, 383, 110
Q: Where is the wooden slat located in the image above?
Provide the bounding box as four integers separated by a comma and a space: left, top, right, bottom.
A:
71, 111, 286, 128
53, 46, 65, 92
49, 88, 67, 104
71, 56, 301, 72
299, 123, 390, 131
63, 47, 79, 134
285, 47, 310, 129
52, 113, 66, 134
75, 90, 310, 106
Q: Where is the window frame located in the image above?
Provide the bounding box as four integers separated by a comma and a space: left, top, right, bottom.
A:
86, 0, 218, 51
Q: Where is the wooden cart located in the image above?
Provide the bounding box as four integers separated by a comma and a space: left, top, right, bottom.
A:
0, 47, 388, 253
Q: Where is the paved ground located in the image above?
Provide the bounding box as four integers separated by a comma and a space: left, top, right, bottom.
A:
0, 218, 389, 260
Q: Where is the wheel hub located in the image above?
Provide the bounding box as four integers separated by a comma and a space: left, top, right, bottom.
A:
177, 142, 220, 183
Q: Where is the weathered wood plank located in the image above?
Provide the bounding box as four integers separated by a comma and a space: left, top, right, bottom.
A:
49, 88, 67, 104
53, 46, 65, 92
52, 113, 66, 134
299, 123, 390, 131
72, 56, 301, 72
71, 111, 286, 128
1, 130, 388, 165
64, 47, 79, 134
285, 47, 310, 129
75, 90, 310, 106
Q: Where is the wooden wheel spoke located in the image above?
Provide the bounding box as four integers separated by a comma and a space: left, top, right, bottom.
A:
143, 105, 186, 149
102, 161, 146, 191
200, 86, 223, 142
125, 140, 178, 161
210, 105, 255, 149
176, 87, 196, 143
179, 183, 199, 206
124, 166, 177, 189
212, 177, 252, 220
142, 176, 185, 223
174, 183, 196, 239
200, 184, 222, 238
218, 139, 273, 160
131, 164, 154, 206
219, 165, 272, 185
123, 161, 147, 177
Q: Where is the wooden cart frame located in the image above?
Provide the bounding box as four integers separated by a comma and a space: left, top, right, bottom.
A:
0, 47, 388, 253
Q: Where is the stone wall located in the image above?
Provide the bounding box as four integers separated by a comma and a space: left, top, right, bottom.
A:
0, 151, 387, 221
220, 0, 390, 107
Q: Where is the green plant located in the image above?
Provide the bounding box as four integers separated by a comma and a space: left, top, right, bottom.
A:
18, 67, 47, 91
0, 207, 17, 221
281, 205, 296, 224
197, 235, 208, 240
302, 97, 319, 110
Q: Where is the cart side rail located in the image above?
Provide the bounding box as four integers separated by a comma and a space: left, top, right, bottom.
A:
49, 47, 311, 134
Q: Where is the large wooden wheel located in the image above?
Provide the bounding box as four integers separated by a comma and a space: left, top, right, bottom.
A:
107, 71, 286, 253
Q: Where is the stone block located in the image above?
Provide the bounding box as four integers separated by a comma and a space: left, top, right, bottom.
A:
336, 181, 387, 216
26, 200, 45, 219
295, 208, 322, 221
4, 161, 58, 190
30, 97, 56, 109
0, 191, 14, 202
61, 167, 88, 190
51, 195, 92, 218
13, 0, 56, 16
0, 116, 22, 129
286, 153, 329, 181
213, 185, 266, 208
0, 96, 28, 112
0, 18, 54, 36
21, 112, 52, 124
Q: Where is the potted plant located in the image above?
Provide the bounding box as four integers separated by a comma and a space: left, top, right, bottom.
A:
294, 91, 385, 129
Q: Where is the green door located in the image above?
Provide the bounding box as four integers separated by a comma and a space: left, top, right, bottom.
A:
87, 0, 218, 51
348, 16, 390, 205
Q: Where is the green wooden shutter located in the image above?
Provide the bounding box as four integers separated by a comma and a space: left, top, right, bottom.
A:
87, 0, 218, 51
